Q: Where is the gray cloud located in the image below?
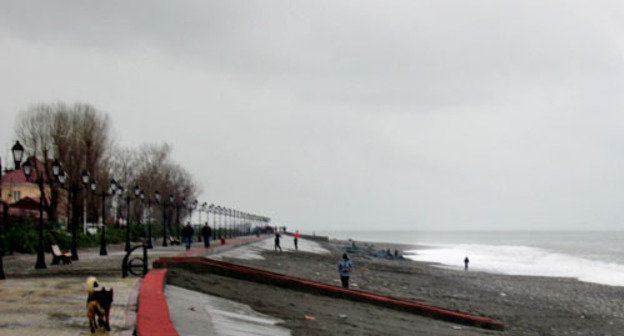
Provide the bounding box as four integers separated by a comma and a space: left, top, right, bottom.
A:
2, 1, 624, 230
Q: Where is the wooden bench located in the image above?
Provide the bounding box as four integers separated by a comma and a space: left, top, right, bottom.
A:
51, 245, 72, 265
169, 236, 181, 246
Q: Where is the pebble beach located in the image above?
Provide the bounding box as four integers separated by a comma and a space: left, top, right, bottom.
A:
168, 237, 624, 336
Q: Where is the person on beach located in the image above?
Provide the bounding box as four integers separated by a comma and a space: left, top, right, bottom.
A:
464, 256, 470, 270
338, 253, 353, 289
181, 222, 195, 250
275, 232, 282, 251
294, 231, 300, 250
201, 222, 212, 248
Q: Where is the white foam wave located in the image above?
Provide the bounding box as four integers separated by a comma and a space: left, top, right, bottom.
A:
405, 243, 624, 286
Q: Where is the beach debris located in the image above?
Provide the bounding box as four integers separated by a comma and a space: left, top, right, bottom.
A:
305, 315, 316, 321
189, 306, 196, 311
499, 292, 507, 297
339, 314, 348, 319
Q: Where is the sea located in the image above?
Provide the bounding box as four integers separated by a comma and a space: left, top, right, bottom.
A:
314, 230, 624, 287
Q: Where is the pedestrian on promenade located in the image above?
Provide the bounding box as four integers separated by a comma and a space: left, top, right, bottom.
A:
201, 222, 212, 248
294, 230, 300, 250
464, 256, 470, 270
182, 222, 195, 250
338, 253, 353, 289
275, 232, 282, 251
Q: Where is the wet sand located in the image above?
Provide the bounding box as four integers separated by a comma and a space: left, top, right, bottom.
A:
167, 238, 624, 335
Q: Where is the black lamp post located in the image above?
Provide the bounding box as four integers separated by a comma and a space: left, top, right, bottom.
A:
227, 208, 232, 238
11, 141, 24, 169
176, 197, 185, 240
169, 193, 175, 244
207, 204, 215, 240
22, 160, 47, 269
235, 210, 240, 237
218, 206, 224, 239
91, 179, 116, 256
135, 187, 142, 242
189, 199, 197, 240
123, 185, 135, 252
69, 169, 89, 261
125, 185, 140, 251
198, 202, 207, 242
155, 191, 165, 247
115, 186, 124, 228
0, 141, 25, 278
228, 208, 232, 237
191, 199, 198, 222
56, 169, 71, 229
145, 191, 153, 249
214, 205, 220, 239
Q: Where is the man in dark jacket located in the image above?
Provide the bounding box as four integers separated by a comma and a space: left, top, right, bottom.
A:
338, 253, 353, 288
201, 222, 212, 248
181, 223, 195, 250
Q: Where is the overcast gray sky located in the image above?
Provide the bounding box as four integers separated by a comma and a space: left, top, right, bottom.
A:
2, 1, 624, 231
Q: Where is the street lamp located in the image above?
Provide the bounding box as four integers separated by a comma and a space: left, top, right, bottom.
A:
227, 208, 232, 238
176, 197, 186, 240
135, 187, 142, 236
123, 185, 135, 252
169, 193, 175, 243
91, 179, 116, 256
81, 170, 90, 236
22, 159, 48, 269
198, 202, 207, 242
214, 206, 220, 240
189, 199, 197, 240
123, 185, 140, 252
0, 141, 26, 278
154, 191, 165, 247
11, 141, 24, 170
142, 191, 154, 249
208, 204, 216, 240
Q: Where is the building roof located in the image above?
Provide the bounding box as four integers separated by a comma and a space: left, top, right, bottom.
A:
0, 197, 49, 219
1, 158, 51, 184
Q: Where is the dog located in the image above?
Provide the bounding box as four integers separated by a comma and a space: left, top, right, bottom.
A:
86, 276, 113, 333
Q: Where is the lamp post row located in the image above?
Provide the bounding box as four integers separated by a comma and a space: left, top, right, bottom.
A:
0, 140, 272, 278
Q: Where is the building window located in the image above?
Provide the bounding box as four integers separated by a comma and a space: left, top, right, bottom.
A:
12, 191, 21, 202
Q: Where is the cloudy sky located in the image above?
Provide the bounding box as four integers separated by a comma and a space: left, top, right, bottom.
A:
2, 1, 624, 231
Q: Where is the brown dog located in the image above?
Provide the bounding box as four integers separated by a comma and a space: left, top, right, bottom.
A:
86, 277, 113, 333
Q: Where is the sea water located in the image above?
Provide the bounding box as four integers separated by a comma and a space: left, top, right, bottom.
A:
315, 230, 624, 287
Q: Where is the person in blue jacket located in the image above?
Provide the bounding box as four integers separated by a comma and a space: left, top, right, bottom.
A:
338, 253, 353, 289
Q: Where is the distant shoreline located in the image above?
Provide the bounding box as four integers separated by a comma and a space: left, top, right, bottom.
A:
320, 232, 624, 288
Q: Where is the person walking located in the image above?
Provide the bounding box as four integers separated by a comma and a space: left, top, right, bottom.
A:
338, 253, 353, 289
464, 256, 470, 270
181, 222, 195, 250
274, 232, 282, 251
201, 222, 212, 248
293, 231, 300, 251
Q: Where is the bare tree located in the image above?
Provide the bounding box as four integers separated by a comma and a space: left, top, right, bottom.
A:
110, 143, 199, 236
16, 102, 112, 260
15, 102, 199, 254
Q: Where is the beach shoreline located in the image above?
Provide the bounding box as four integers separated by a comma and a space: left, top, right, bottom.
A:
169, 237, 624, 335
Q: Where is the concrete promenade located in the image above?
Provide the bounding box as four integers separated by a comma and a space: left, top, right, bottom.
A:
0, 235, 269, 336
